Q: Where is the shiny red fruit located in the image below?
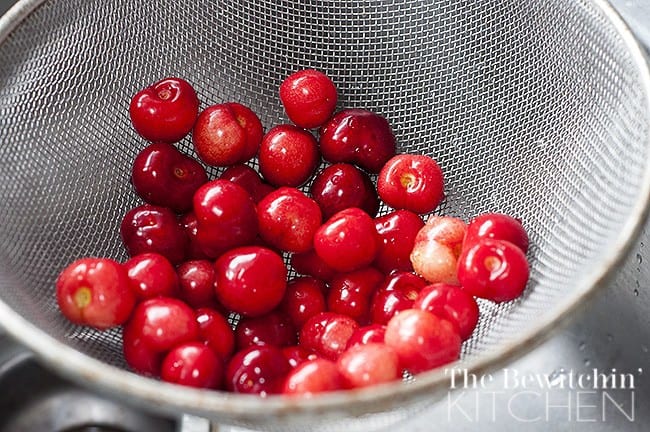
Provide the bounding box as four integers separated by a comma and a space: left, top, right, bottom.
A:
124, 297, 199, 353
280, 277, 327, 328
122, 320, 163, 377
179, 212, 210, 260
327, 267, 384, 323
457, 238, 529, 303
225, 345, 290, 396
384, 308, 461, 374
337, 343, 400, 388
279, 69, 338, 129
413, 283, 479, 341
131, 142, 208, 213
161, 342, 223, 389
464, 213, 529, 253
299, 312, 359, 361
290, 249, 338, 282
282, 346, 319, 369
235, 311, 297, 349
214, 246, 287, 317
176, 260, 217, 308
369, 271, 428, 325
319, 108, 396, 173
377, 154, 445, 214
193, 179, 258, 259
192, 103, 263, 166
196, 308, 235, 361
310, 163, 379, 219
56, 257, 135, 330
129, 77, 199, 143
120, 204, 189, 264
283, 358, 344, 396
374, 210, 424, 273
313, 207, 380, 273
259, 124, 320, 187
346, 324, 387, 349
124, 253, 179, 300
219, 164, 274, 203
257, 187, 322, 253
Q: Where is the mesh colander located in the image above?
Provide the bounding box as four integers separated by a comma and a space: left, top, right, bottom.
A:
0, 0, 649, 430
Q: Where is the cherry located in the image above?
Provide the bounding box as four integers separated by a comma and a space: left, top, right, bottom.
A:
176, 260, 217, 308
337, 343, 400, 388
282, 346, 319, 369
196, 308, 235, 361
413, 283, 479, 341
179, 212, 210, 260
313, 208, 380, 273
161, 342, 223, 389
225, 345, 290, 396
192, 179, 258, 259
457, 238, 529, 303
283, 358, 344, 396
310, 163, 379, 219
192, 102, 263, 166
124, 253, 179, 300
384, 309, 461, 374
235, 311, 297, 349
129, 77, 199, 143
122, 320, 163, 377
214, 246, 287, 317
410, 215, 467, 285
120, 204, 189, 265
219, 164, 274, 203
280, 277, 327, 328
124, 297, 199, 353
56, 257, 135, 330
258, 125, 320, 187
346, 324, 387, 349
131, 142, 208, 213
257, 187, 322, 253
290, 249, 338, 282
319, 108, 396, 173
374, 210, 424, 273
327, 267, 384, 324
377, 154, 445, 214
279, 69, 338, 129
369, 271, 428, 325
464, 213, 529, 253
299, 312, 359, 361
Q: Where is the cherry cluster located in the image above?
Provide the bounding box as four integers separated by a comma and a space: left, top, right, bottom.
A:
55, 70, 530, 396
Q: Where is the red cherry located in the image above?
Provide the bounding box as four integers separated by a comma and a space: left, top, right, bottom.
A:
282, 345, 319, 369
120, 204, 189, 265
319, 108, 396, 173
225, 345, 290, 396
374, 210, 424, 273
161, 342, 223, 389
280, 277, 327, 328
124, 253, 179, 300
124, 297, 199, 353
219, 164, 274, 203
313, 208, 380, 273
464, 213, 529, 253
299, 312, 359, 361
413, 283, 479, 341
283, 358, 344, 395
384, 309, 461, 374
131, 142, 208, 213
192, 102, 263, 166
327, 267, 384, 324
214, 246, 287, 317
310, 163, 379, 219
176, 260, 217, 308
337, 343, 400, 388
196, 308, 235, 361
290, 249, 338, 282
192, 179, 258, 259
235, 311, 297, 349
279, 69, 338, 129
257, 187, 322, 253
129, 77, 199, 143
258, 125, 320, 187
56, 257, 135, 330
377, 154, 445, 214
457, 239, 529, 303
346, 324, 387, 349
369, 271, 428, 325
122, 321, 163, 377
179, 212, 211, 260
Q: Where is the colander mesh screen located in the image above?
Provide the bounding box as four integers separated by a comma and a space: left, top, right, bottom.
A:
0, 0, 648, 430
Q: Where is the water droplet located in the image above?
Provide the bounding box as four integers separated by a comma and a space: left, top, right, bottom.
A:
584, 358, 591, 367
548, 368, 566, 386
634, 288, 640, 296
637, 253, 643, 264
578, 341, 586, 351
606, 333, 613, 342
